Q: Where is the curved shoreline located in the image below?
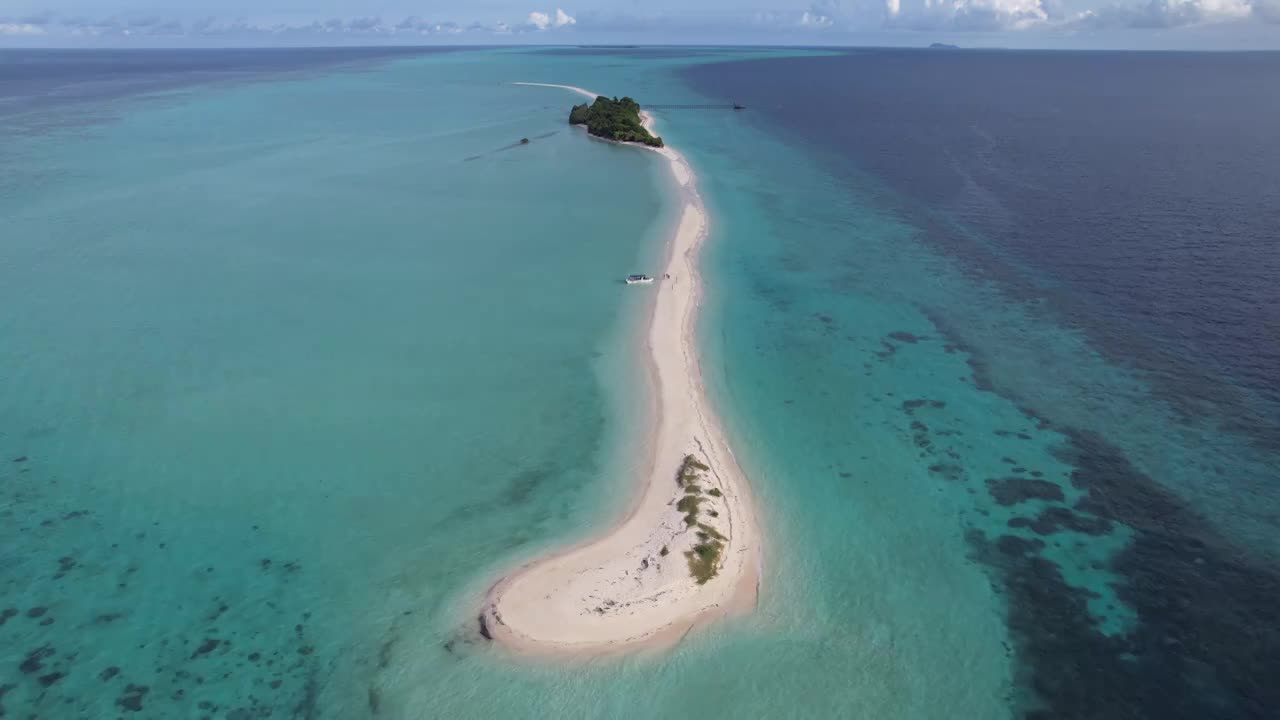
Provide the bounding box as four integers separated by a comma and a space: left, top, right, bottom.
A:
480, 83, 761, 656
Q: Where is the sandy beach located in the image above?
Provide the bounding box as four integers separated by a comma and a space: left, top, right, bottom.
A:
480, 83, 761, 655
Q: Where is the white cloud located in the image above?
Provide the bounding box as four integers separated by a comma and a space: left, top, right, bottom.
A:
751, 2, 840, 28
1196, 0, 1254, 18
1072, 0, 1257, 26
874, 0, 1280, 28
800, 10, 836, 25
0, 22, 45, 35
527, 11, 551, 29
555, 8, 577, 27
883, 0, 1052, 30
527, 8, 576, 30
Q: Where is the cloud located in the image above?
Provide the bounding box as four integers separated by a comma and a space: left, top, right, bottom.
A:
527, 8, 576, 30
527, 11, 551, 29
394, 16, 428, 31
391, 17, 471, 35
345, 16, 384, 32
883, 0, 1053, 30
1072, 0, 1258, 27
875, 0, 1280, 28
0, 22, 44, 35
0, 9, 549, 41
749, 1, 843, 28
800, 10, 837, 26
3, 0, 1276, 44
744, 0, 1051, 31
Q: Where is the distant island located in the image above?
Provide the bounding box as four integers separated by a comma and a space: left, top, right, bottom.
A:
929, 43, 960, 49
568, 96, 664, 148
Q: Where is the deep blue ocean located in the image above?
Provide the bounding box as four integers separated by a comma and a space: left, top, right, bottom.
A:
2, 46, 1278, 719
689, 49, 1280, 416
685, 48, 1280, 718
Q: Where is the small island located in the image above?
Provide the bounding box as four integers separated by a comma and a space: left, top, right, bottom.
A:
929, 42, 960, 49
568, 96, 664, 148
484, 82, 758, 657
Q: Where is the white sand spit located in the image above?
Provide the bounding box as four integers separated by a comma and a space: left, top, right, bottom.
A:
482, 83, 762, 656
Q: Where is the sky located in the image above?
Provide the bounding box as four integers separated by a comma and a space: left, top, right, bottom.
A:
1, 0, 1278, 49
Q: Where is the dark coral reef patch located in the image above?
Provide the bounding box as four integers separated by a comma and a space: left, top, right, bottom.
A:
972, 429, 1280, 719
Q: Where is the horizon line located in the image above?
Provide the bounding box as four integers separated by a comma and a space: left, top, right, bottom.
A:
4, 42, 1280, 54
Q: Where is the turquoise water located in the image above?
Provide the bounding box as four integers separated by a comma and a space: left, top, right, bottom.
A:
0, 50, 680, 717
3, 47, 1019, 718
7, 46, 1269, 719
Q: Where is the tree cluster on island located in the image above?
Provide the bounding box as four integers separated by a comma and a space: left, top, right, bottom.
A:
568, 96, 664, 148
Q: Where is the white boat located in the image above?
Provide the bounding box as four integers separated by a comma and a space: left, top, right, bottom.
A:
625, 274, 654, 285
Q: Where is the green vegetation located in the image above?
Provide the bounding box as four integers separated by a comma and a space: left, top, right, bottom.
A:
677, 454, 709, 487
670, 451, 729, 583
685, 539, 724, 585
568, 96, 665, 148
676, 494, 702, 527
697, 523, 726, 541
